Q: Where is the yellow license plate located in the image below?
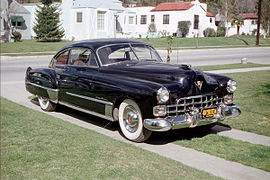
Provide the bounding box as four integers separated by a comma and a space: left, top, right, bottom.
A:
202, 108, 217, 119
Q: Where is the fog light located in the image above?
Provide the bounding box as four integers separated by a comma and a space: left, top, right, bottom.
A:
153, 105, 167, 116
224, 94, 233, 105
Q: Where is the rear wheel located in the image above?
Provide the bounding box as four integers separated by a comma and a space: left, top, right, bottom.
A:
119, 99, 152, 142
38, 96, 56, 112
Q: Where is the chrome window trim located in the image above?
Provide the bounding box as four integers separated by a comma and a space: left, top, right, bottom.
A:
66, 92, 113, 106
26, 82, 59, 92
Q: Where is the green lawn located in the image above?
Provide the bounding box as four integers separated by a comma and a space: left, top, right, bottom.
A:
1, 36, 270, 55
0, 40, 70, 54
195, 63, 270, 71
141, 36, 270, 49
221, 70, 270, 136
1, 98, 220, 180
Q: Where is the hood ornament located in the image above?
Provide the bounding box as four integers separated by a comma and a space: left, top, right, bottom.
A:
195, 81, 203, 90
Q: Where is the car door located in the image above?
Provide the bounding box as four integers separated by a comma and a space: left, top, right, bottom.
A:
61, 47, 104, 113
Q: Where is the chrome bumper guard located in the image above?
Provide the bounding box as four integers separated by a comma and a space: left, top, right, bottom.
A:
143, 105, 241, 132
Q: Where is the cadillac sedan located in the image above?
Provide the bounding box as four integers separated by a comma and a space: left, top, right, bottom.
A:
25, 39, 241, 142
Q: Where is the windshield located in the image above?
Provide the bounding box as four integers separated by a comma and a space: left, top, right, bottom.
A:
98, 43, 162, 66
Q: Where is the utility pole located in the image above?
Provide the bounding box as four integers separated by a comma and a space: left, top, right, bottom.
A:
256, 0, 262, 46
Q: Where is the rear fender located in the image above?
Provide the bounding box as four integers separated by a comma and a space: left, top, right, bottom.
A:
25, 67, 59, 103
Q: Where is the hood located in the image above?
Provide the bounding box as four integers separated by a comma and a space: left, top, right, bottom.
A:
100, 62, 221, 97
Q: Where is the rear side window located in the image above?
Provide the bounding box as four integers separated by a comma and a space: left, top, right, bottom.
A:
55, 50, 69, 65
69, 48, 98, 67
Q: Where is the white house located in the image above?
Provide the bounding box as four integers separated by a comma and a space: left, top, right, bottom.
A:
128, 0, 216, 38
24, 0, 137, 41
226, 13, 266, 36
1, 0, 31, 42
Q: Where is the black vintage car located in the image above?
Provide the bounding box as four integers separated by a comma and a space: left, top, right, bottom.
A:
25, 39, 241, 142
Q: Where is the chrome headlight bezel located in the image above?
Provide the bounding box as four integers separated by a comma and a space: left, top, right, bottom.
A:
227, 80, 237, 93
156, 87, 170, 104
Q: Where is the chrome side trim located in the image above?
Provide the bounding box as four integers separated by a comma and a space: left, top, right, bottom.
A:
26, 82, 59, 92
58, 101, 114, 121
66, 92, 113, 106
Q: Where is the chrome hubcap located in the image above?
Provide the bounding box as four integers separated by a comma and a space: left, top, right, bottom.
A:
123, 105, 139, 133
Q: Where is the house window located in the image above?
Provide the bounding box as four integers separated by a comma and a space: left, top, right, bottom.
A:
12, 21, 22, 27
129, 16, 134, 24
194, 15, 199, 29
163, 14, 169, 24
97, 11, 106, 30
210, 18, 212, 23
252, 20, 257, 25
141, 15, 147, 24
11, 16, 24, 27
151, 15, 155, 23
76, 12, 82, 23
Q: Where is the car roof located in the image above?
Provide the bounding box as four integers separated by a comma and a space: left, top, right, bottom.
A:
59, 38, 152, 52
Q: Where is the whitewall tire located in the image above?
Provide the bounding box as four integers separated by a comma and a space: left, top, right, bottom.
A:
119, 99, 152, 142
38, 96, 56, 112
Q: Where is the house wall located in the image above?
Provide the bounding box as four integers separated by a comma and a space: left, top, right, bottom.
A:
23, 4, 38, 38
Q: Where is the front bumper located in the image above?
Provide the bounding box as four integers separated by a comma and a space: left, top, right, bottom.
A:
143, 105, 241, 132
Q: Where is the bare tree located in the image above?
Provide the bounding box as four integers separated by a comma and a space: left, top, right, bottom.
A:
218, 0, 238, 37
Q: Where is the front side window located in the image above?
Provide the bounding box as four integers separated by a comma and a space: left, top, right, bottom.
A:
97, 11, 106, 30
98, 44, 162, 66
163, 14, 169, 24
76, 12, 82, 23
141, 15, 147, 24
69, 48, 98, 67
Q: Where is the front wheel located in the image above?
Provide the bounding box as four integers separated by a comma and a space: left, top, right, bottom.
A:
38, 96, 56, 112
119, 99, 152, 142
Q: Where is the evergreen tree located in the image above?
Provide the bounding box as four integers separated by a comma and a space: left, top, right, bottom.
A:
33, 0, 64, 41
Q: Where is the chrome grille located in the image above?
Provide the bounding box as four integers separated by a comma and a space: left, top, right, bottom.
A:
167, 94, 223, 116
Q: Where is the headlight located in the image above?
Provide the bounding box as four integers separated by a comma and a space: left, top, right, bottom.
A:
227, 80, 237, 93
157, 87, 169, 104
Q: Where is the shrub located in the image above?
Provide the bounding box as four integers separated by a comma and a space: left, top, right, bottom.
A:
178, 21, 191, 37
252, 29, 257, 36
159, 30, 169, 37
12, 31, 22, 42
203, 28, 216, 37
216, 27, 226, 37
241, 32, 246, 35
148, 22, 157, 33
